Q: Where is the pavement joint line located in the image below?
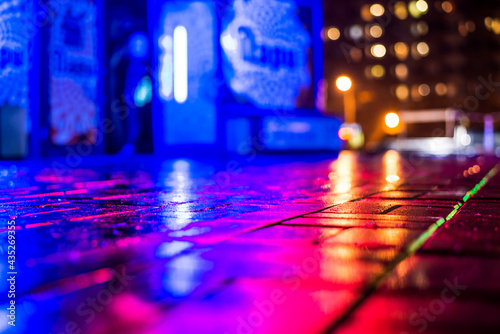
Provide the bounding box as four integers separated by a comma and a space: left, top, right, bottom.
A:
232, 192, 384, 236
322, 163, 500, 334
379, 205, 403, 215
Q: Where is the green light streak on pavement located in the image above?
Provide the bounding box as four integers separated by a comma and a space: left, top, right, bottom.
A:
322, 163, 500, 334
407, 164, 498, 255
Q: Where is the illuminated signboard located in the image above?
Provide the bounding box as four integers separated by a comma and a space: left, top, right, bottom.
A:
48, 0, 99, 146
220, 0, 313, 109
0, 0, 32, 158
0, 0, 32, 109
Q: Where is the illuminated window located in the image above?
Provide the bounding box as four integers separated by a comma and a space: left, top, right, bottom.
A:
371, 44, 386, 58
418, 84, 431, 96
394, 42, 409, 60
441, 1, 453, 13
394, 2, 408, 20
370, 4, 385, 17
491, 18, 500, 34
416, 0, 428, 13
435, 83, 447, 96
371, 65, 385, 78
395, 63, 408, 80
360, 5, 373, 21
485, 17, 493, 30
369, 25, 383, 38
416, 42, 429, 56
327, 27, 340, 40
349, 25, 363, 39
396, 84, 409, 100
408, 1, 423, 18
417, 21, 429, 35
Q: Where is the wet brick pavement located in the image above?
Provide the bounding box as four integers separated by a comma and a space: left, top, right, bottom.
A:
1, 151, 500, 334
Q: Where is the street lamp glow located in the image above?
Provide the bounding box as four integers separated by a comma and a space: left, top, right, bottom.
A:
336, 76, 352, 92
385, 112, 400, 128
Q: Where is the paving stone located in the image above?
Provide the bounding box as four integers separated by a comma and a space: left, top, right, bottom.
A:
1, 154, 499, 334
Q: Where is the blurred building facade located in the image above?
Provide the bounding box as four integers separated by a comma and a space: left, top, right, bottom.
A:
0, 0, 343, 159
324, 0, 500, 145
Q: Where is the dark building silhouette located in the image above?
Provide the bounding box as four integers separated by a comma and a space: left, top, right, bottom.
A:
324, 0, 500, 144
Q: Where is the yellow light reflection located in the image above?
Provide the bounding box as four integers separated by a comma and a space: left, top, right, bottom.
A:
384, 150, 401, 184
329, 151, 356, 194
323, 245, 398, 262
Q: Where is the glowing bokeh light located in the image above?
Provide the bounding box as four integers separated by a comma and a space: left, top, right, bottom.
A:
394, 1, 408, 20
416, 0, 428, 13
173, 26, 188, 104
416, 21, 429, 35
327, 27, 341, 40
349, 25, 363, 39
371, 44, 386, 58
338, 126, 355, 141
396, 84, 409, 100
395, 63, 408, 80
385, 112, 400, 128
418, 84, 431, 96
336, 76, 352, 92
394, 42, 409, 59
461, 134, 472, 146
442, 1, 453, 13
371, 65, 385, 78
408, 1, 422, 18
370, 4, 385, 17
369, 25, 383, 38
435, 83, 448, 96
416, 42, 430, 56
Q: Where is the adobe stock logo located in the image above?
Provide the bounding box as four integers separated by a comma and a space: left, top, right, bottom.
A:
453, 74, 500, 112
401, 278, 467, 334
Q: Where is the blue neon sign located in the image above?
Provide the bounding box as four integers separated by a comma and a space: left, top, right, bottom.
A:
220, 0, 313, 109
0, 0, 32, 109
48, 0, 99, 146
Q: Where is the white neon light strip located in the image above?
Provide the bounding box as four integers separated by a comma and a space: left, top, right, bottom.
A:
159, 35, 173, 99
173, 26, 188, 104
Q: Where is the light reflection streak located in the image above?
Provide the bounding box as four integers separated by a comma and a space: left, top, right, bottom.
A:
329, 151, 356, 193
159, 160, 195, 230
384, 150, 401, 184
163, 253, 213, 297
